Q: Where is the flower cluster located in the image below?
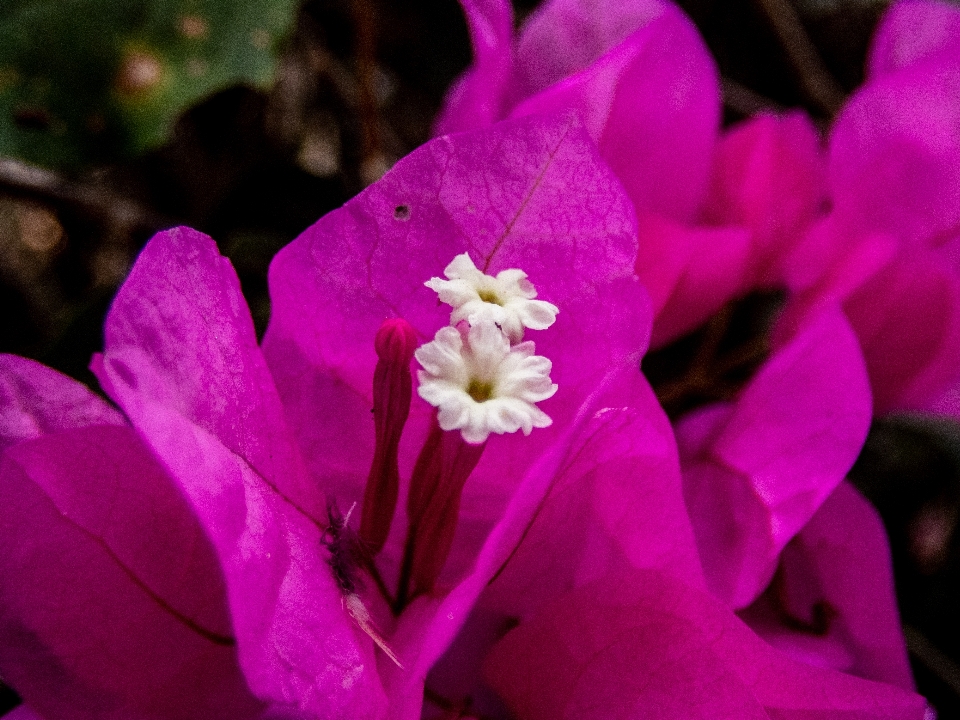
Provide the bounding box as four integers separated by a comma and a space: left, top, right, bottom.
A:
0, 0, 955, 718
438, 1, 960, 709
0, 111, 658, 720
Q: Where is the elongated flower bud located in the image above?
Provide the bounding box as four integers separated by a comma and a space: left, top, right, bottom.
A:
395, 416, 486, 608
359, 318, 417, 555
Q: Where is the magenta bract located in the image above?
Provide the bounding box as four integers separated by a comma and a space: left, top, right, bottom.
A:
0, 358, 263, 720
1, 114, 681, 719
438, 0, 930, 707
781, 0, 960, 412
484, 569, 927, 720
440, 0, 831, 349
676, 308, 872, 609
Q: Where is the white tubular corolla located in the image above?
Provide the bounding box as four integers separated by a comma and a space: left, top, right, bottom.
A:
415, 321, 557, 444
425, 252, 558, 344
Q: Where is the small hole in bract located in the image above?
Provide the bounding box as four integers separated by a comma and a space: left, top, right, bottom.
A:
393, 205, 410, 221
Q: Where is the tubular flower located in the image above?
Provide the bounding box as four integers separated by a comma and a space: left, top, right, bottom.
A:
424, 252, 559, 343
418, 254, 558, 444
416, 321, 557, 444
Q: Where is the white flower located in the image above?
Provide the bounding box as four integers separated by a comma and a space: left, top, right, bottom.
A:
415, 321, 557, 444
424, 253, 558, 343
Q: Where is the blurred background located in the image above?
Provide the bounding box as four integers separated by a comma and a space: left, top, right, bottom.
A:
2, 0, 959, 717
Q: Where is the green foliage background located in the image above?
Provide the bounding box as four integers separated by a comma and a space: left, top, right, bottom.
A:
0, 0, 299, 168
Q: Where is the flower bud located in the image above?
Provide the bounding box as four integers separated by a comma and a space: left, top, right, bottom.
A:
359, 318, 417, 555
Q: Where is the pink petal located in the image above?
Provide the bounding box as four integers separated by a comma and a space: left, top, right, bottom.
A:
511, 0, 670, 96
844, 249, 960, 411
94, 228, 387, 718
635, 213, 752, 348
829, 56, 960, 249
678, 307, 872, 608
0, 425, 262, 720
382, 366, 699, 719
508, 3, 720, 222
433, 0, 513, 135
868, 0, 960, 78
704, 112, 827, 286
742, 482, 915, 691
485, 570, 927, 720
263, 114, 650, 562
0, 355, 123, 450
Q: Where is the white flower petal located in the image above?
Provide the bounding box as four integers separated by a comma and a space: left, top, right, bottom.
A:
425, 252, 558, 343
416, 319, 557, 444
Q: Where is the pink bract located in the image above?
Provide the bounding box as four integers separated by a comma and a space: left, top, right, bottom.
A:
1, 114, 689, 719
782, 0, 960, 412
742, 481, 915, 692
675, 307, 872, 610
484, 568, 927, 720
437, 0, 720, 225
438, 0, 924, 703
0, 357, 264, 720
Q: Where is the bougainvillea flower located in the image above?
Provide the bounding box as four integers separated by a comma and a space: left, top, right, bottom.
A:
779, 0, 960, 412
0, 357, 264, 720
742, 481, 915, 692
674, 307, 872, 609
439, 0, 918, 700
1, 113, 685, 719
